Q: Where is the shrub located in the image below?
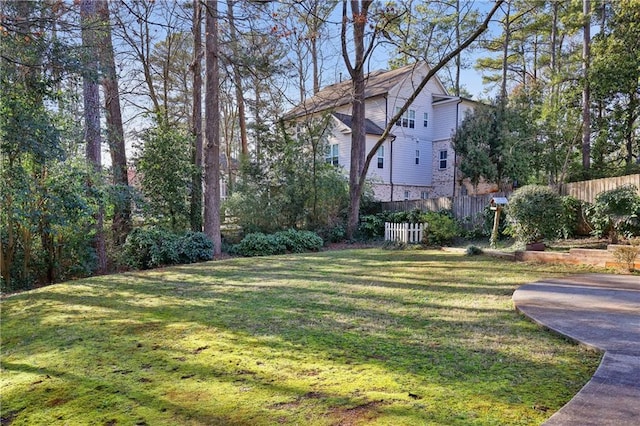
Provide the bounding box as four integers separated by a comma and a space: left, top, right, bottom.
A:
558, 196, 582, 239
612, 239, 640, 272
506, 185, 564, 244
123, 228, 180, 270
275, 229, 324, 253
177, 231, 214, 264
232, 232, 285, 257
585, 185, 640, 241
232, 229, 323, 257
421, 211, 461, 246
123, 228, 214, 269
358, 214, 386, 239
465, 245, 483, 256
319, 223, 346, 243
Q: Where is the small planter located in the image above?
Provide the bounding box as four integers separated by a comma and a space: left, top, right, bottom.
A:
526, 242, 545, 251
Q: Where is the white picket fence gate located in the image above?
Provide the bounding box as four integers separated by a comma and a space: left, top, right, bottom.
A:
384, 222, 425, 244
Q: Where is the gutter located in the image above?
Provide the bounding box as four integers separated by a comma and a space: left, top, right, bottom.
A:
386, 94, 394, 202
453, 98, 462, 197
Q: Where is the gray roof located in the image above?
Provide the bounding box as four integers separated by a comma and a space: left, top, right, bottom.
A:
284, 62, 433, 119
332, 112, 387, 136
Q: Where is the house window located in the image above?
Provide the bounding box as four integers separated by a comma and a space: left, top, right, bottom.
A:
377, 146, 384, 169
423, 112, 429, 127
326, 144, 339, 166
439, 150, 448, 169
404, 190, 410, 200
394, 107, 415, 128
415, 149, 420, 165
421, 191, 429, 199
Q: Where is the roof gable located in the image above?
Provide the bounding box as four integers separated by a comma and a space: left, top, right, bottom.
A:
332, 112, 388, 136
284, 62, 449, 119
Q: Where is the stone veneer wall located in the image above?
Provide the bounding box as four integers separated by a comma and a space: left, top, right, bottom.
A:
372, 184, 434, 202
431, 140, 455, 197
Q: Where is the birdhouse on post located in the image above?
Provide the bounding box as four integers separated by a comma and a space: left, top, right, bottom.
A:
490, 197, 508, 211
489, 197, 508, 248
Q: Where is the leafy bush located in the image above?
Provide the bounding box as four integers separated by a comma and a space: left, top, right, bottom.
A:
178, 231, 214, 264
232, 233, 285, 257
612, 239, 640, 272
232, 229, 323, 257
275, 229, 324, 253
421, 211, 461, 246
465, 245, 483, 256
123, 228, 179, 270
123, 228, 214, 269
585, 185, 640, 241
506, 185, 564, 244
358, 214, 386, 239
558, 196, 582, 239
318, 223, 346, 243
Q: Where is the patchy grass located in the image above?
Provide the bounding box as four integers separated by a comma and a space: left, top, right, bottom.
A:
1, 249, 605, 425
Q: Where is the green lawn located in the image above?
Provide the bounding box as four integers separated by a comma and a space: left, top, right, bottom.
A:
1, 249, 605, 425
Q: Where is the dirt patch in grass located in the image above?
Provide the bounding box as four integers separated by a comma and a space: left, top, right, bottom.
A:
329, 400, 386, 425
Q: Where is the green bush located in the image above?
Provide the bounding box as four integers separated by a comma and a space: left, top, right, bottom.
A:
358, 214, 386, 239
232, 229, 324, 257
465, 245, 483, 256
422, 211, 461, 246
275, 229, 324, 253
506, 185, 564, 244
177, 231, 214, 264
585, 185, 640, 240
123, 228, 179, 270
232, 233, 285, 257
559, 196, 582, 239
123, 228, 214, 269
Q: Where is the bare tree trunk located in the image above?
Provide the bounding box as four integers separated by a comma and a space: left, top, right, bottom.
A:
81, 0, 107, 273
500, 0, 511, 100
311, 1, 321, 94
582, 0, 591, 173
550, 1, 558, 74
625, 92, 638, 166
343, 0, 372, 239
204, 0, 222, 256
226, 0, 248, 156
454, 0, 461, 96
190, 0, 203, 232
97, 0, 130, 245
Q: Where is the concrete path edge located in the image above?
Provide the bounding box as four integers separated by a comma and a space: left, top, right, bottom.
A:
512, 274, 640, 426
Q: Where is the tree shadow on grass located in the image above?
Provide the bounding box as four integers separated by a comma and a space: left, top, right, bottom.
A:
1, 250, 601, 424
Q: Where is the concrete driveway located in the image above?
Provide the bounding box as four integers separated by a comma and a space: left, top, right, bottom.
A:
512, 274, 640, 425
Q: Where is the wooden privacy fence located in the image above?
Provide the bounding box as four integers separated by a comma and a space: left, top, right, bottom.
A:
384, 222, 425, 243
559, 174, 640, 203
379, 174, 640, 229
381, 193, 510, 230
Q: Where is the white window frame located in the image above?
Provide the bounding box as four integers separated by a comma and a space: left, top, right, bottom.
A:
423, 112, 429, 128
326, 143, 339, 166
394, 107, 416, 129
377, 145, 384, 169
439, 150, 448, 169
415, 149, 420, 165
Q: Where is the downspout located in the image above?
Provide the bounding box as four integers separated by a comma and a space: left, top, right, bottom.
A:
390, 135, 396, 202
386, 95, 394, 202
453, 98, 462, 197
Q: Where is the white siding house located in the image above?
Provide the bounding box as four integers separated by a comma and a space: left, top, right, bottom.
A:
284, 62, 478, 201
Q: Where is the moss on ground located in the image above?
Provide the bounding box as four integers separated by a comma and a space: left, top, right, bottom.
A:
1, 249, 605, 425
